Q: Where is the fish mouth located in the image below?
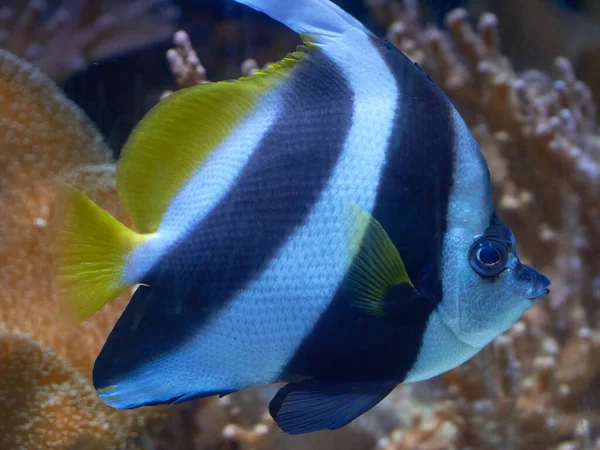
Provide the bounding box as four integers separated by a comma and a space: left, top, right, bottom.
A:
526, 272, 551, 301
527, 286, 550, 300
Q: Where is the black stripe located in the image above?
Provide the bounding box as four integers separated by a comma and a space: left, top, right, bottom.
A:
94, 50, 354, 385
281, 38, 458, 382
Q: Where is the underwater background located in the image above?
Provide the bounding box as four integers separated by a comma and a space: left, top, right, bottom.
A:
1, 0, 600, 448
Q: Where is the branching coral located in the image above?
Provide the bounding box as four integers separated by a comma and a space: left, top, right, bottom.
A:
162, 29, 264, 96
469, 0, 600, 106
155, 387, 381, 450
167, 30, 208, 90
0, 0, 178, 82
151, 390, 280, 450
0, 49, 163, 448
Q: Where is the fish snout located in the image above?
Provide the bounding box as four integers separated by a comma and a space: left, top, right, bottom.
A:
521, 265, 551, 300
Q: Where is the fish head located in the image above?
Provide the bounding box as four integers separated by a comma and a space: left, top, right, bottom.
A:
438, 214, 551, 349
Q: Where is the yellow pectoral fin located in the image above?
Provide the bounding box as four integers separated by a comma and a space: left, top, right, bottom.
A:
345, 204, 414, 316
54, 184, 149, 323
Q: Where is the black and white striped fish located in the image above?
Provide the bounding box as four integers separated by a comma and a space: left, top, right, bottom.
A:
55, 0, 551, 435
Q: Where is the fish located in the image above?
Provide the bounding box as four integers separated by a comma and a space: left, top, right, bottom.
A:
54, 0, 551, 435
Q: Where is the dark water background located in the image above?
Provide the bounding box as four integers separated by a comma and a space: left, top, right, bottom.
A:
60, 0, 528, 155
62, 0, 597, 156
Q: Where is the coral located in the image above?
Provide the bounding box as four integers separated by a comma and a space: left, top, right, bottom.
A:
162, 29, 266, 98
1, 47, 116, 370
163, 29, 265, 90
0, 49, 163, 448
150, 391, 279, 450
0, 332, 155, 450
0, 0, 178, 82
155, 387, 381, 450
468, 0, 600, 106
167, 30, 208, 90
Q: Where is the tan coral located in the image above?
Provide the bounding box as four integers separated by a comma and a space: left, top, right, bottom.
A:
0, 48, 121, 371
167, 30, 208, 90
162, 30, 264, 97
0, 49, 163, 448
0, 332, 154, 450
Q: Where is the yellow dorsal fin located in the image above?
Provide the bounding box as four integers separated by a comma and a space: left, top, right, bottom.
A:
117, 50, 306, 233
345, 204, 414, 316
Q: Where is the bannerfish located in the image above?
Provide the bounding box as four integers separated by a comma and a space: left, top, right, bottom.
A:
55, 0, 551, 435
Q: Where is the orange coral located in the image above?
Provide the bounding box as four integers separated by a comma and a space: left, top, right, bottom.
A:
0, 47, 117, 370
0, 332, 153, 450
0, 49, 162, 448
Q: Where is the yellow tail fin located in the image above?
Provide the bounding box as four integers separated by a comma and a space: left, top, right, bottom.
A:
55, 184, 148, 323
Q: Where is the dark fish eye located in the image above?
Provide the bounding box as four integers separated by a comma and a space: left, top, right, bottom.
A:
478, 245, 500, 265
469, 240, 508, 277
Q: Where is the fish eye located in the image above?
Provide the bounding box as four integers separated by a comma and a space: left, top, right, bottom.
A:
469, 240, 508, 277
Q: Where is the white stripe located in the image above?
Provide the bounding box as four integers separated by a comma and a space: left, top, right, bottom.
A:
405, 108, 491, 382
122, 89, 284, 284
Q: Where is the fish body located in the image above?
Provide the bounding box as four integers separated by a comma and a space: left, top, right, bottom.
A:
55, 0, 550, 435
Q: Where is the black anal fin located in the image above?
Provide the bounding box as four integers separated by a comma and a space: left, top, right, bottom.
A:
269, 379, 397, 434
